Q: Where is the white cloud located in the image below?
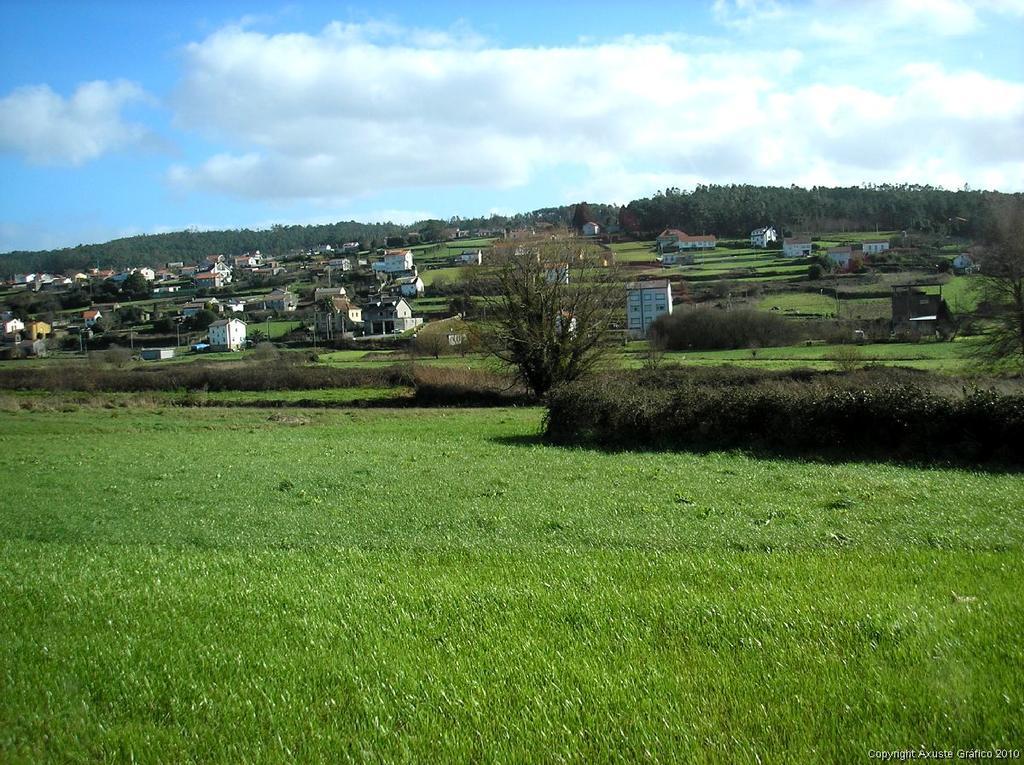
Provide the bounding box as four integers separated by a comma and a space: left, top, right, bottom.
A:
0, 80, 152, 165
167, 21, 1024, 201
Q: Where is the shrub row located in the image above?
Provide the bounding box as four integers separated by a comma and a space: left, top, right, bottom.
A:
0, 361, 532, 408
650, 308, 801, 351
545, 369, 1024, 464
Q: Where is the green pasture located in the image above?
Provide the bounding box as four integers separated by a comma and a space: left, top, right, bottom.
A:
1, 405, 1022, 761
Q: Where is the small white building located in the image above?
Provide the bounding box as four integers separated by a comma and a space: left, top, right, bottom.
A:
862, 239, 890, 255
140, 348, 176, 361
395, 275, 425, 298
750, 226, 777, 248
328, 258, 352, 271
783, 237, 813, 258
581, 221, 600, 236
82, 310, 102, 328
458, 250, 483, 265
207, 318, 247, 351
2, 317, 25, 336
137, 267, 156, 281
626, 280, 673, 338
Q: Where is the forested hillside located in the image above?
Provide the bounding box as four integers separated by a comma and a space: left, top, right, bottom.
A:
2, 185, 1016, 277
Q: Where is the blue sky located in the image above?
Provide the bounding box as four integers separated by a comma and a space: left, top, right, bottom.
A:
1, 0, 1023, 252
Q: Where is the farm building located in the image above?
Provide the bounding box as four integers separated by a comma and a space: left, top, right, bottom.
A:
458, 250, 483, 265
140, 348, 176, 361
750, 226, 777, 247
626, 280, 673, 339
581, 221, 600, 236
891, 284, 953, 337
783, 237, 813, 258
395, 275, 425, 298
658, 229, 716, 252
862, 239, 891, 255
314, 287, 348, 302
82, 310, 102, 328
207, 318, 247, 351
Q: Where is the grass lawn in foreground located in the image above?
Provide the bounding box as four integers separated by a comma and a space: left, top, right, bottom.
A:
1, 405, 1022, 761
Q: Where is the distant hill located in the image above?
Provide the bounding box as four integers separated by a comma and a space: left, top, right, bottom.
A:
2, 184, 1013, 277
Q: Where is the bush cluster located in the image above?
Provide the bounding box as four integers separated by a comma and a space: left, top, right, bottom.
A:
545, 368, 1024, 464
650, 308, 801, 351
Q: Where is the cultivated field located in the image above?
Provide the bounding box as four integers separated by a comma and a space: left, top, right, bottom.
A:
2, 405, 1021, 761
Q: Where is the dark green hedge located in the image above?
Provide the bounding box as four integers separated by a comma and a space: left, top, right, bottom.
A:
545, 369, 1024, 464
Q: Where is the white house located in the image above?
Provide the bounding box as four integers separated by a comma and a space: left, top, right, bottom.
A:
82, 310, 102, 328
675, 233, 716, 250
458, 249, 483, 265
181, 299, 219, 318
581, 221, 600, 236
137, 267, 156, 281
826, 246, 854, 270
750, 226, 777, 248
327, 258, 352, 271
2, 317, 25, 336
207, 318, 247, 351
626, 280, 673, 338
395, 275, 425, 298
862, 239, 890, 255
372, 249, 415, 274
783, 237, 813, 258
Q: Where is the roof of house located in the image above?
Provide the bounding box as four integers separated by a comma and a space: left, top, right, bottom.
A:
83, 310, 101, 319
828, 246, 853, 254
208, 318, 246, 328
751, 226, 774, 234
626, 279, 671, 291
863, 239, 889, 244
658, 228, 688, 238
394, 275, 422, 285
677, 233, 716, 242
784, 237, 812, 244
194, 270, 220, 279
364, 296, 408, 309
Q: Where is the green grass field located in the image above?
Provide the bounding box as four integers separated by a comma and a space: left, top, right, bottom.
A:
1, 405, 1022, 761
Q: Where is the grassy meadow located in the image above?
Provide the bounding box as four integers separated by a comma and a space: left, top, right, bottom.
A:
1, 405, 1022, 761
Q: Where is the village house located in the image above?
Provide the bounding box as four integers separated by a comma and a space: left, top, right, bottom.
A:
458, 249, 483, 265
328, 258, 352, 271
181, 299, 219, 318
24, 320, 51, 340
207, 318, 247, 351
783, 237, 813, 258
826, 246, 854, 271
194, 271, 226, 289
166, 261, 185, 270
581, 221, 600, 236
657, 229, 716, 252
82, 310, 102, 328
371, 249, 415, 275
2, 317, 25, 337
626, 280, 673, 338
862, 239, 891, 255
341, 242, 360, 254
750, 226, 777, 248
661, 252, 695, 266
153, 285, 181, 294
314, 287, 348, 302
315, 298, 363, 338
394, 275, 425, 298
361, 296, 422, 335
264, 289, 298, 312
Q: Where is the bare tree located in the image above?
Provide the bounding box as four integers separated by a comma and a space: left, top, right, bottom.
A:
973, 196, 1024, 372
478, 237, 622, 397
